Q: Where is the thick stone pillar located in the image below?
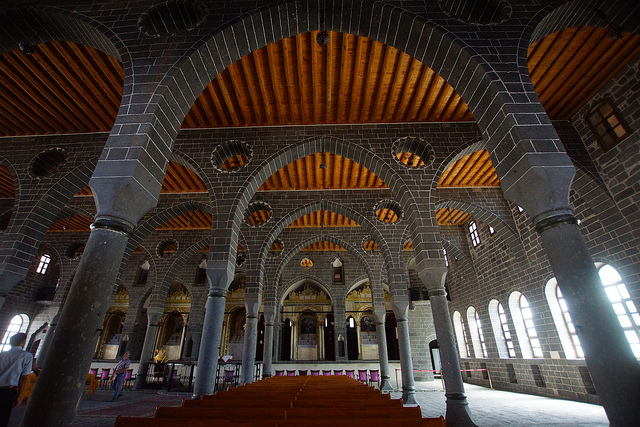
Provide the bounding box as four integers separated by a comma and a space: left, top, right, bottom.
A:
262, 307, 276, 378
241, 288, 261, 384
193, 290, 227, 397
373, 306, 393, 391
539, 220, 640, 425
134, 310, 162, 389
391, 295, 417, 404
22, 220, 132, 427
502, 155, 640, 426
35, 311, 59, 370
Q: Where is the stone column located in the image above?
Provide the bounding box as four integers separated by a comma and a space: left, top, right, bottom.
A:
333, 301, 347, 361
35, 311, 60, 369
501, 154, 640, 426
539, 219, 640, 425
417, 265, 475, 427
193, 289, 227, 397
373, 306, 393, 391
241, 287, 261, 384
134, 310, 163, 389
262, 307, 276, 378
23, 219, 133, 426
391, 294, 417, 404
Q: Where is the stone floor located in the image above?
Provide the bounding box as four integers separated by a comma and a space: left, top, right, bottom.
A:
9, 381, 608, 426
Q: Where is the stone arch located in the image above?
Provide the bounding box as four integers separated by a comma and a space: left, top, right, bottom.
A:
169, 149, 217, 207
0, 157, 98, 294
279, 276, 334, 307
258, 199, 393, 288
148, 238, 209, 312
434, 199, 525, 259
146, 0, 494, 147
126, 201, 213, 258
272, 234, 375, 297
0, 6, 126, 60
529, 0, 640, 44
434, 139, 487, 190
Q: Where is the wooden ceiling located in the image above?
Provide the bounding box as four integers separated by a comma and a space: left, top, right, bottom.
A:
259, 153, 387, 191
529, 26, 640, 120
288, 210, 359, 228
183, 30, 473, 128
0, 26, 636, 235
435, 208, 472, 226
302, 241, 347, 252
0, 41, 123, 136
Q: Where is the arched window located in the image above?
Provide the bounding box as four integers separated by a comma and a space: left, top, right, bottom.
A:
36, 254, 51, 274
586, 98, 632, 152
598, 264, 640, 358
545, 278, 583, 359
0, 314, 29, 352
452, 311, 469, 358
467, 307, 488, 358
509, 292, 543, 358
468, 220, 481, 247
332, 257, 343, 283
488, 299, 516, 358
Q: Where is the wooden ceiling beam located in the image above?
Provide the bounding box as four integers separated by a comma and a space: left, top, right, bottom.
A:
295, 33, 312, 124
383, 51, 411, 122
282, 37, 301, 124
252, 49, 276, 126
227, 61, 254, 125
336, 33, 354, 123
394, 58, 423, 121
239, 55, 266, 125
359, 41, 383, 122
267, 42, 288, 124
206, 83, 230, 127
348, 36, 368, 122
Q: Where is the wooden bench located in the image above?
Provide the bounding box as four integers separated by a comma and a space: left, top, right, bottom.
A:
115, 417, 446, 427
155, 406, 422, 420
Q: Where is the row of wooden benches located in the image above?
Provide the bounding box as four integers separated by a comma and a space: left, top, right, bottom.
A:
115, 375, 446, 427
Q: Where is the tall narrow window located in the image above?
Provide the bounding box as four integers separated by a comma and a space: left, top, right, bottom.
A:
453, 311, 470, 358
586, 99, 632, 152
467, 307, 488, 358
488, 225, 495, 235
599, 264, 640, 358
0, 314, 29, 352
509, 292, 543, 358
36, 254, 51, 274
443, 248, 449, 267
488, 300, 516, 358
468, 221, 481, 247
545, 278, 583, 359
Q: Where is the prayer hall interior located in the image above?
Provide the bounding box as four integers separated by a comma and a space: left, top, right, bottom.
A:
0, 0, 638, 426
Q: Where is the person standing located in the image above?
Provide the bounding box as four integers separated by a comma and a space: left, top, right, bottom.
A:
0, 333, 33, 427
111, 351, 130, 401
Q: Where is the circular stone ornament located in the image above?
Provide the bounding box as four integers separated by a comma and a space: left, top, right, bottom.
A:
29, 148, 67, 178
211, 140, 253, 173
362, 236, 381, 256
300, 257, 313, 269
65, 242, 85, 260
374, 199, 403, 224
392, 137, 434, 169
244, 201, 273, 227
157, 238, 179, 258
269, 239, 284, 258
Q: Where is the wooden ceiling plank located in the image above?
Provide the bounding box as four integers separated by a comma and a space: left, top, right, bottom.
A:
216, 71, 242, 126
530, 27, 580, 97
295, 33, 312, 124
189, 86, 217, 127
267, 42, 288, 124
239, 55, 266, 125
314, 152, 322, 189
359, 41, 383, 122
227, 62, 255, 125
325, 31, 337, 123
383, 52, 411, 122
406, 68, 435, 121
533, 26, 587, 102
281, 37, 301, 124
298, 156, 309, 189
63, 42, 120, 118
311, 30, 326, 123
371, 45, 399, 121
0, 97, 43, 135
251, 49, 277, 126
557, 35, 640, 118
80, 43, 123, 106
287, 161, 299, 189
336, 33, 354, 123
184, 98, 206, 127
33, 44, 108, 129
542, 27, 605, 115
332, 154, 343, 188
455, 151, 483, 186
206, 83, 231, 127
278, 164, 291, 189
348, 36, 369, 122
0, 55, 80, 132
420, 77, 446, 120
394, 58, 423, 121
